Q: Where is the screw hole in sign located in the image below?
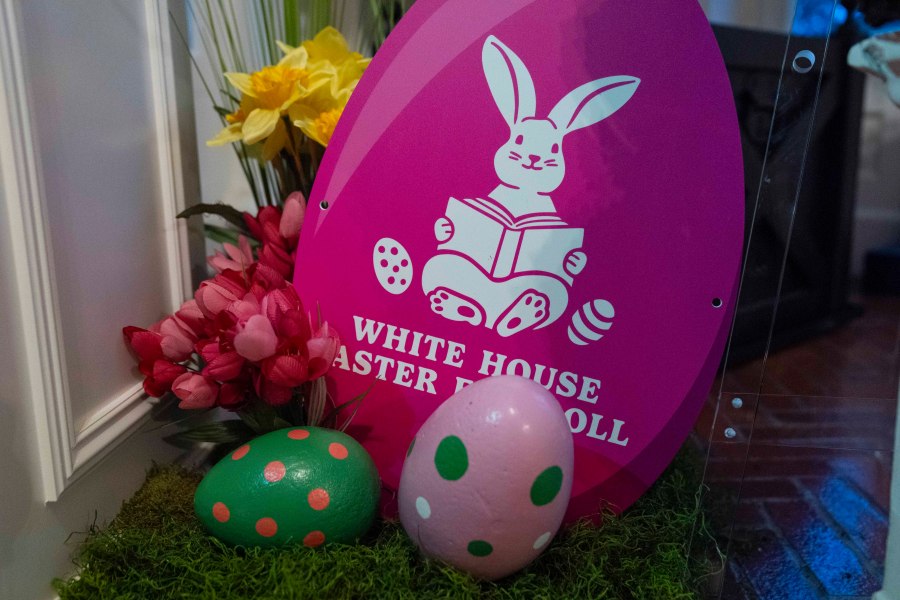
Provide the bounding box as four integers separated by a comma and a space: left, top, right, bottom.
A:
792, 50, 816, 74
712, 297, 723, 308
320, 200, 330, 210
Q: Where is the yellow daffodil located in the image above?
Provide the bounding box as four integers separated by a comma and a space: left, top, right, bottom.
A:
208, 27, 368, 152
279, 27, 370, 147
209, 43, 326, 147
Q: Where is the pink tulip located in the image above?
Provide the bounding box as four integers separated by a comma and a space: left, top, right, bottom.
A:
259, 243, 294, 278
249, 263, 288, 297
176, 299, 207, 336
143, 378, 169, 398
123, 326, 164, 362
195, 272, 246, 318
156, 316, 196, 362
152, 360, 187, 385
280, 192, 306, 240
208, 236, 254, 273
307, 322, 340, 380
218, 382, 247, 410
254, 373, 293, 406
234, 314, 278, 361
262, 287, 300, 318
262, 353, 309, 387
171, 372, 219, 409
277, 309, 310, 342
141, 360, 187, 397
250, 206, 286, 248
261, 287, 304, 332
201, 346, 245, 381
226, 293, 261, 325
265, 291, 309, 343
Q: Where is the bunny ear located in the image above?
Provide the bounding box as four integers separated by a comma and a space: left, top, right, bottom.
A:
482, 35, 536, 126
549, 76, 640, 134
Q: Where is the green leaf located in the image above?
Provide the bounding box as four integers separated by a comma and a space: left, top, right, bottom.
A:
213, 105, 234, 117
220, 90, 242, 105
322, 382, 373, 431
283, 0, 299, 47
165, 420, 254, 445
204, 224, 241, 245
239, 400, 296, 434
177, 203, 248, 231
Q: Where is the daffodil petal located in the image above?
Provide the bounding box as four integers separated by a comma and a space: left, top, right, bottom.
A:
242, 108, 280, 145
278, 87, 304, 112
288, 103, 318, 124
297, 121, 327, 148
261, 119, 289, 161
225, 72, 256, 97
276, 40, 295, 55
278, 45, 309, 70
206, 123, 243, 146
303, 26, 351, 63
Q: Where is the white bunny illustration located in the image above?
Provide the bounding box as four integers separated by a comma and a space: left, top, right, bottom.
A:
420, 35, 639, 337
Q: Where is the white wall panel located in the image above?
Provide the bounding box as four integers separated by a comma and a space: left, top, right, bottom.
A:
0, 0, 198, 595
0, 0, 196, 501
19, 1, 183, 433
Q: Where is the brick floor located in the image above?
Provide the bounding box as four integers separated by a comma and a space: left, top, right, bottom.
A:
695, 297, 899, 599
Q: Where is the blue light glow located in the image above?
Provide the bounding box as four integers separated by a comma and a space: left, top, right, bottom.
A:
792, 0, 849, 37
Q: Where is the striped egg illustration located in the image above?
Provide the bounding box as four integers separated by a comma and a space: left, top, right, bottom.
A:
398, 376, 574, 580
194, 427, 380, 548
567, 299, 615, 346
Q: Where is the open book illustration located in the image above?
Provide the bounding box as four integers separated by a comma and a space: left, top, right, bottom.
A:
439, 197, 584, 281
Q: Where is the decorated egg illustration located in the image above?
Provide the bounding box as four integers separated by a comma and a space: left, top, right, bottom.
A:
398, 376, 574, 580
567, 299, 615, 346
373, 237, 413, 294
194, 427, 380, 548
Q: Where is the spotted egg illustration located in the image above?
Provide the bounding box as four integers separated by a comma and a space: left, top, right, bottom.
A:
398, 375, 574, 580
373, 237, 413, 294
194, 427, 380, 548
567, 299, 615, 346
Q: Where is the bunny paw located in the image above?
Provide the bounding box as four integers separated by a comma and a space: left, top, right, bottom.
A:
495, 290, 549, 337
428, 287, 484, 326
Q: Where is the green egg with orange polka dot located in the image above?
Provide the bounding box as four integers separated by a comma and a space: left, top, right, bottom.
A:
194, 427, 380, 548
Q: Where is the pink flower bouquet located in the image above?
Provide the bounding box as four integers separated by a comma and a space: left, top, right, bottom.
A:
123, 193, 356, 445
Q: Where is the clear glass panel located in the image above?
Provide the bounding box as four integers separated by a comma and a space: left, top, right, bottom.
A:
694, 1, 899, 597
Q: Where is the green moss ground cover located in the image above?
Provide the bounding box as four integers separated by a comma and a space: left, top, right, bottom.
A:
54, 450, 720, 599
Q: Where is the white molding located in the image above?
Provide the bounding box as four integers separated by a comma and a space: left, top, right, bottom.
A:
145, 0, 193, 305
0, 0, 193, 501
0, 0, 73, 501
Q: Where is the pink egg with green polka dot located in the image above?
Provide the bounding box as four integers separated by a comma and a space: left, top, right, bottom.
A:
398, 375, 574, 580
194, 427, 380, 548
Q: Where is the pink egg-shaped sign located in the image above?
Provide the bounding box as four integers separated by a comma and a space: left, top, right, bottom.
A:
294, 0, 743, 521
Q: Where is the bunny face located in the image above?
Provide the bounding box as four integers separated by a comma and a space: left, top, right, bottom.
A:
494, 118, 565, 193
481, 35, 640, 201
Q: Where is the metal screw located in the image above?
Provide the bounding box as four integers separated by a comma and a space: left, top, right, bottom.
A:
724, 427, 737, 439
732, 397, 743, 409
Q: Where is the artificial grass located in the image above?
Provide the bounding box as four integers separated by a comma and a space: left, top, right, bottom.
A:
54, 450, 719, 599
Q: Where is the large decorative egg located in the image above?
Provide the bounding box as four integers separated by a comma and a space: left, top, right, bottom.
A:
194, 427, 380, 548
294, 0, 743, 522
398, 375, 574, 580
